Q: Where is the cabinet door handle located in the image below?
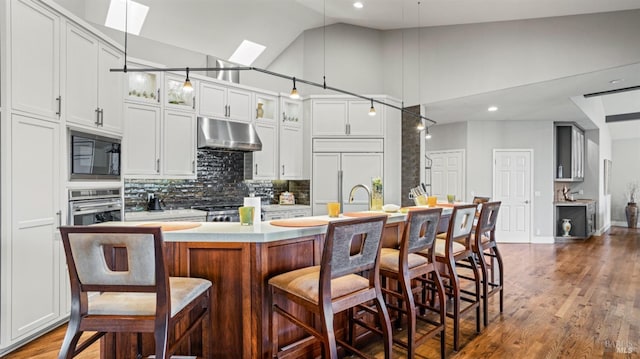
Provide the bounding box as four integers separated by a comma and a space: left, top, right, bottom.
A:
338, 170, 344, 212
255, 163, 258, 175
99, 108, 104, 126
192, 160, 196, 173
156, 158, 160, 173
256, 109, 258, 119
193, 97, 196, 110
95, 108, 100, 125
282, 165, 285, 176
283, 112, 286, 122
157, 89, 160, 103
56, 210, 62, 229
55, 96, 62, 116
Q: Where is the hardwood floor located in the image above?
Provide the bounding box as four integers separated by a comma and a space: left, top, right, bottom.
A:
3, 226, 639, 358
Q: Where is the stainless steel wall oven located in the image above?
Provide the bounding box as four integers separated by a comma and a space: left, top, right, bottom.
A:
68, 188, 123, 225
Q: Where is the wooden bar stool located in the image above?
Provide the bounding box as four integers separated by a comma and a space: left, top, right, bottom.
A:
471, 201, 503, 327
378, 207, 446, 358
433, 204, 481, 351
268, 215, 393, 359
58, 226, 212, 359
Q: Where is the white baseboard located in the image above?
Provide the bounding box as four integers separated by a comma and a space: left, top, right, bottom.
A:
532, 235, 554, 244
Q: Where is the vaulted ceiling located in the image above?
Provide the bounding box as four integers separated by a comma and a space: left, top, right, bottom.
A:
74, 0, 640, 136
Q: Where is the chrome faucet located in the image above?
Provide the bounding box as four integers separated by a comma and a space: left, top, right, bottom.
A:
348, 184, 372, 210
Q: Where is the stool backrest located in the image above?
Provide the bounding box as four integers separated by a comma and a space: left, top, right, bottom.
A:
59, 226, 169, 310
321, 215, 387, 279
447, 204, 477, 244
475, 201, 501, 240
403, 208, 442, 254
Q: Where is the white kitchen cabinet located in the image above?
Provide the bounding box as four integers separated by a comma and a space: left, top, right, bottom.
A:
312, 151, 383, 215
10, 0, 60, 120
198, 81, 252, 122
280, 125, 304, 179
311, 98, 383, 137
163, 109, 196, 177
64, 22, 124, 133
123, 103, 161, 176
253, 121, 278, 179
124, 103, 196, 179
165, 73, 195, 111
8, 113, 62, 340
279, 97, 305, 179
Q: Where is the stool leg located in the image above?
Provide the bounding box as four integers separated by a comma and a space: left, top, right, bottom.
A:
58, 314, 83, 359
374, 291, 393, 359
320, 304, 338, 359
399, 272, 416, 358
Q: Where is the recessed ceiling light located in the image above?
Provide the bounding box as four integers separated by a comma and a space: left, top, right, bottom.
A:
609, 79, 624, 84
229, 40, 266, 66
353, 2, 364, 9
488, 106, 498, 112
105, 0, 149, 36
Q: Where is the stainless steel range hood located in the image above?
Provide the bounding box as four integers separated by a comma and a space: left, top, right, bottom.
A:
197, 117, 262, 152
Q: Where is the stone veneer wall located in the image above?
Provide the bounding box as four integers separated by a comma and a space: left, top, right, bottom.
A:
124, 149, 311, 210
401, 105, 422, 207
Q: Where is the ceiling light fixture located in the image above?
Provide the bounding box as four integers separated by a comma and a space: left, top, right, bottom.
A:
183, 67, 193, 92
425, 127, 432, 139
488, 106, 498, 112
369, 99, 376, 116
290, 77, 300, 99
353, 2, 364, 9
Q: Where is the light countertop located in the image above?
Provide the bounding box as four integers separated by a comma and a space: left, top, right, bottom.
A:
262, 204, 311, 212
106, 207, 453, 243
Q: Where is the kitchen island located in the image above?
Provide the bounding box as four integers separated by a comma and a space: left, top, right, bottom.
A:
99, 208, 451, 358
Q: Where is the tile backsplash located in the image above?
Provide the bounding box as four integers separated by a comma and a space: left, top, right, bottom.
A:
124, 149, 310, 211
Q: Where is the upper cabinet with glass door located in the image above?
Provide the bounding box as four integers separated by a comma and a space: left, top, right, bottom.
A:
126, 68, 161, 106
255, 93, 278, 123
165, 73, 196, 111
281, 97, 302, 128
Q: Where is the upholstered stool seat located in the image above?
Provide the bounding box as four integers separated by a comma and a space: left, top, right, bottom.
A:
88, 277, 211, 317
434, 239, 466, 257
379, 248, 429, 272
269, 266, 370, 303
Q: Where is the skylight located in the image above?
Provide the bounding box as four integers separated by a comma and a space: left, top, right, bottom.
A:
105, 0, 149, 36
229, 40, 266, 66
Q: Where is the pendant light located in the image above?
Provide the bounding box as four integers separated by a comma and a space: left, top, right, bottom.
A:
415, 1, 423, 131
183, 67, 194, 92
368, 99, 376, 116
425, 127, 432, 139
290, 77, 300, 99
416, 119, 425, 131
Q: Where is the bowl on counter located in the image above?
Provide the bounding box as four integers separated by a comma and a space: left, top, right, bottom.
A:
382, 204, 400, 213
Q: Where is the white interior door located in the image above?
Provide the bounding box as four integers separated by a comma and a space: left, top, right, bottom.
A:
427, 150, 465, 201
493, 149, 532, 243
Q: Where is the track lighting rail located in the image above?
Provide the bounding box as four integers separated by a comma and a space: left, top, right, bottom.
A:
110, 66, 436, 125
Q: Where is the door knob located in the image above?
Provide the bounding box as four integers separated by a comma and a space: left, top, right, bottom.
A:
524, 200, 530, 204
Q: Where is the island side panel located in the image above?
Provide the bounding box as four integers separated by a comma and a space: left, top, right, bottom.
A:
252, 235, 324, 358
174, 241, 253, 359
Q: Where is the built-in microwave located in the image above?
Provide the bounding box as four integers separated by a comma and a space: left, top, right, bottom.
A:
69, 131, 121, 181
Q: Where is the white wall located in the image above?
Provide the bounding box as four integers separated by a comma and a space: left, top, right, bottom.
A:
465, 121, 555, 241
